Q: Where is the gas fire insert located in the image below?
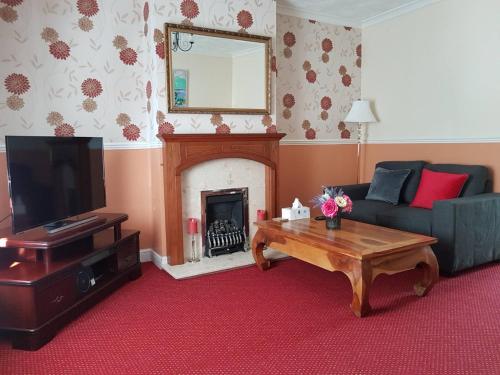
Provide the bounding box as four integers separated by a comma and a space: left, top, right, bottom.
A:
201, 188, 249, 258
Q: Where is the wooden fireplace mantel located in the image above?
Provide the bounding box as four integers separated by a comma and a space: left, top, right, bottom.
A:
158, 132, 286, 265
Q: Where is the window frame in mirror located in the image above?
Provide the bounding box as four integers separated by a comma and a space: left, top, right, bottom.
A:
164, 23, 272, 115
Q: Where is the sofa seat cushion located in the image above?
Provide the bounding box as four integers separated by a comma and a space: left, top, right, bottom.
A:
376, 206, 432, 236
342, 200, 396, 225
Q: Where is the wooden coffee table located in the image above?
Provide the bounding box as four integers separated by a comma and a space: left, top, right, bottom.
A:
252, 218, 439, 317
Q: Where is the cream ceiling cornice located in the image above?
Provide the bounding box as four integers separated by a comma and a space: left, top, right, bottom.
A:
362, 0, 441, 27
276, 3, 361, 28
277, 0, 442, 29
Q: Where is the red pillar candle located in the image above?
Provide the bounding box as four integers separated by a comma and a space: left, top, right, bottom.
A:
257, 209, 267, 221
187, 218, 198, 234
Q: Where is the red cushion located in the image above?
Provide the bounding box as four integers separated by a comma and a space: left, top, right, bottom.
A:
410, 169, 469, 209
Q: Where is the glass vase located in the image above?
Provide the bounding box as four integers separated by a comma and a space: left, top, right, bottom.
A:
325, 215, 341, 230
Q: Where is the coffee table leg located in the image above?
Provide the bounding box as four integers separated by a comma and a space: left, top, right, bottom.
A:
252, 229, 271, 271
414, 246, 439, 297
348, 261, 373, 318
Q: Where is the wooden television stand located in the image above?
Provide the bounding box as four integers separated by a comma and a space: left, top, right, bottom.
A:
0, 213, 141, 350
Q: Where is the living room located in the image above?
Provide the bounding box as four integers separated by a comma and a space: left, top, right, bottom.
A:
0, 0, 499, 373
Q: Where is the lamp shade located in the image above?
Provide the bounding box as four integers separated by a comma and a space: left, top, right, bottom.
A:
344, 100, 377, 123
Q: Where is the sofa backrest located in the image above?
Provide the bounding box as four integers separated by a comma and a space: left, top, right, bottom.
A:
425, 164, 491, 196
375, 161, 427, 203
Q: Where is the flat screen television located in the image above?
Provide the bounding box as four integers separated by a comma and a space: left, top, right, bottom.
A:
5, 136, 106, 233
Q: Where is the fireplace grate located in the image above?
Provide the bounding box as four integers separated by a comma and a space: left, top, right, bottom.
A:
202, 187, 249, 258
206, 219, 247, 257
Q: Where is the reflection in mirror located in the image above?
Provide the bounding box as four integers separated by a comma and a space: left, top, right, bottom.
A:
166, 24, 270, 114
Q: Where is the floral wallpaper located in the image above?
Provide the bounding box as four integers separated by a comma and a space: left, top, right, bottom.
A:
0, 0, 277, 146
276, 14, 361, 141
152, 0, 277, 141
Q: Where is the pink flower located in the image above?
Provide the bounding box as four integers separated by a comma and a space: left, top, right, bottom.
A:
216, 124, 231, 134
180, 0, 199, 19
305, 128, 316, 140
55, 123, 75, 137
341, 129, 351, 139
283, 32, 296, 47
321, 198, 338, 218
123, 124, 140, 141
81, 78, 102, 98
266, 125, 277, 134
283, 93, 295, 108
156, 43, 165, 59
306, 70, 316, 83
4, 73, 30, 95
0, 6, 17, 23
77, 0, 99, 17
322, 38, 333, 53
342, 195, 353, 213
320, 96, 332, 110
120, 48, 137, 65
237, 10, 253, 29
49, 41, 70, 60
2, 0, 23, 6
342, 74, 352, 87
158, 122, 174, 135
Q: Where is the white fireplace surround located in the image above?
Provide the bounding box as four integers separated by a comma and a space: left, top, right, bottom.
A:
150, 157, 286, 279
181, 158, 265, 260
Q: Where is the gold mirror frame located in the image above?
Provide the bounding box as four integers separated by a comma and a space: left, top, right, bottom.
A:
165, 23, 272, 115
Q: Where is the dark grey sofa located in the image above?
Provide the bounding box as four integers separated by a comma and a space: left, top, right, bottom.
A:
339, 161, 500, 275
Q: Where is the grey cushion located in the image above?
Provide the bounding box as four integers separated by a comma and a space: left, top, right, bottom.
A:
342, 200, 395, 225
376, 206, 432, 236
376, 161, 427, 204
425, 164, 491, 196
336, 183, 371, 201
365, 167, 411, 205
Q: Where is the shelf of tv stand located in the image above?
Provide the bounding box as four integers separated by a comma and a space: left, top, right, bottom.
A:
0, 212, 128, 267
0, 229, 138, 285
0, 212, 127, 249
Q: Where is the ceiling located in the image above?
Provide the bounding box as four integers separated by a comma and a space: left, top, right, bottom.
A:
277, 0, 438, 27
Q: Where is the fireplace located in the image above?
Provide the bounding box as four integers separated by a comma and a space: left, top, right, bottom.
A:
201, 188, 249, 257
158, 133, 285, 265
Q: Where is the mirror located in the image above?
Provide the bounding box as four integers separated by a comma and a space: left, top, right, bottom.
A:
165, 23, 271, 115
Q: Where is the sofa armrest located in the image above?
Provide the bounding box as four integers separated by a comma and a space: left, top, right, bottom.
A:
334, 183, 370, 201
432, 193, 500, 274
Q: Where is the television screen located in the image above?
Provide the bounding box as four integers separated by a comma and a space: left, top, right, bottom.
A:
5, 136, 106, 233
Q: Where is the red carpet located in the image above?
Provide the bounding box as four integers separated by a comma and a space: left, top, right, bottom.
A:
1, 259, 499, 374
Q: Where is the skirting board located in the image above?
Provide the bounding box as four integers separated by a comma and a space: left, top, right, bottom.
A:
139, 248, 289, 280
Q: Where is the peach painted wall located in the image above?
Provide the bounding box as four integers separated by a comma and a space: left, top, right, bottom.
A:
279, 144, 358, 216
150, 147, 167, 257
0, 149, 156, 249
0, 153, 10, 231
97, 149, 154, 249
362, 143, 500, 192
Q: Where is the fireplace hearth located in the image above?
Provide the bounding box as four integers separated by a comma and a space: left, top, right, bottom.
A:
202, 188, 249, 258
